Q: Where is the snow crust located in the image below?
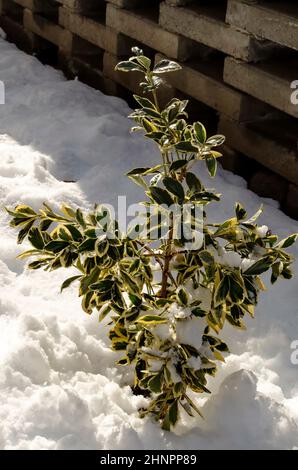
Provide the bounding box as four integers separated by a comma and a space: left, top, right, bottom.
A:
0, 38, 297, 449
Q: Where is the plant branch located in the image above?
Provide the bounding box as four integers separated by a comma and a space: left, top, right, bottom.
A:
160, 212, 174, 297
137, 240, 178, 289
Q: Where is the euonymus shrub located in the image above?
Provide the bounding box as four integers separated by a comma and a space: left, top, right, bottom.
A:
7, 48, 297, 430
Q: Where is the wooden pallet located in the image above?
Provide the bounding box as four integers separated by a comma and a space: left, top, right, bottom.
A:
155, 52, 275, 122
1, 0, 298, 216
226, 0, 298, 52
218, 115, 298, 184
158, 1, 274, 62
224, 52, 298, 119
59, 6, 133, 57
0, 0, 33, 51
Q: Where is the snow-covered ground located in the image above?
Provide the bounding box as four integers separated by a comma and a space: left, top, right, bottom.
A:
0, 36, 297, 450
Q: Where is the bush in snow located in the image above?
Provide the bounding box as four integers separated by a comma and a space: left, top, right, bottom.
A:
7, 48, 297, 431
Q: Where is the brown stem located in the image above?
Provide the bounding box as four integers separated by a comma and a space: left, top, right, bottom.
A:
138, 241, 178, 289
152, 89, 160, 112
160, 212, 174, 298
137, 241, 163, 269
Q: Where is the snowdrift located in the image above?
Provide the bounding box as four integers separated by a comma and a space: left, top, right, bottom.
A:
0, 38, 297, 449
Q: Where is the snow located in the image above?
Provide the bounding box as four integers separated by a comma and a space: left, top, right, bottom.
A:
0, 38, 298, 450
256, 225, 269, 238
